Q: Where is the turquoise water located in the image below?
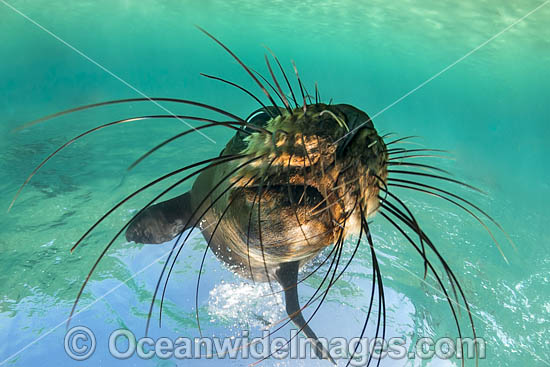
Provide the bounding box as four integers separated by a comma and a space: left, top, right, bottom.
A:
1, 0, 549, 366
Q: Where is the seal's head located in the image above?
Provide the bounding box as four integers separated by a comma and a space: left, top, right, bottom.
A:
237, 103, 388, 244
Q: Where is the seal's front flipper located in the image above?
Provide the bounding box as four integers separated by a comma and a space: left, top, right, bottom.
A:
276, 261, 336, 365
125, 192, 194, 244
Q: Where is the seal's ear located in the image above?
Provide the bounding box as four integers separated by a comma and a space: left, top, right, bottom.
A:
125, 192, 194, 244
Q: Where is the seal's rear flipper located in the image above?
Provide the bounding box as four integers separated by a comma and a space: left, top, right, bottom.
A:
276, 261, 336, 365
125, 192, 194, 244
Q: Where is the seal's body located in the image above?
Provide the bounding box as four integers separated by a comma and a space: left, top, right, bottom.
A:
125, 103, 388, 361
18, 28, 503, 366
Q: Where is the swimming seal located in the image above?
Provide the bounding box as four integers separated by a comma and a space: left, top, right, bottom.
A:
12, 27, 512, 366
125, 102, 387, 362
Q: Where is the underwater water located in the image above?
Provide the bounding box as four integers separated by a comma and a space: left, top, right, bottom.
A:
1, 0, 549, 366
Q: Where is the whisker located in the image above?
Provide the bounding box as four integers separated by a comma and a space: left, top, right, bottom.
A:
388, 170, 484, 194
157, 155, 266, 331
196, 26, 282, 116
127, 115, 271, 171
371, 172, 389, 206
387, 148, 449, 155
388, 177, 515, 251
379, 207, 473, 366
389, 154, 453, 161
387, 162, 452, 175
246, 183, 260, 285
378, 209, 466, 364
346, 208, 375, 367
291, 60, 307, 112
286, 154, 314, 251
251, 68, 286, 113
264, 54, 292, 113
359, 208, 386, 367
309, 184, 353, 217
200, 73, 274, 118
377, 189, 428, 278
127, 123, 228, 171
385, 136, 419, 145
381, 198, 459, 307
15, 97, 250, 132
71, 154, 245, 253
255, 158, 279, 298
314, 82, 319, 105
256, 225, 347, 365
194, 175, 256, 335
263, 46, 298, 108
67, 154, 250, 328
316, 82, 321, 104
159, 173, 243, 335
380, 132, 396, 140
388, 182, 508, 262
266, 200, 359, 337
302, 83, 314, 105
8, 115, 247, 212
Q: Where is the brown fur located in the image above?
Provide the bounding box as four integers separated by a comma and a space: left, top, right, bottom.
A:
188, 103, 387, 281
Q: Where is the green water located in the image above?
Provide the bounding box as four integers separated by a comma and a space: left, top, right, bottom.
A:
1, 0, 549, 366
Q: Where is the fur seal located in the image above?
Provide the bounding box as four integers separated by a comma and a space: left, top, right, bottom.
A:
11, 27, 512, 365
124, 102, 387, 362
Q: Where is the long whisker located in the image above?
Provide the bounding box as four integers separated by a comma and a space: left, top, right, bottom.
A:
251, 68, 287, 112
157, 155, 265, 332
254, 224, 347, 365
246, 182, 259, 285
388, 177, 514, 249
15, 97, 250, 132
314, 82, 319, 105
380, 198, 459, 307
199, 73, 274, 118
71, 154, 245, 253
378, 188, 428, 278
265, 200, 358, 333
388, 182, 508, 262
286, 154, 313, 250
309, 184, 354, 217
127, 116, 270, 171
196, 26, 282, 115
387, 162, 452, 175
345, 207, 374, 367
67, 154, 248, 328
387, 148, 449, 155
127, 123, 227, 170
382, 197, 480, 348
264, 55, 292, 113
389, 154, 454, 161
379, 207, 472, 367
388, 170, 484, 194
8, 116, 245, 212
256, 158, 278, 297
378, 209, 466, 365
194, 175, 255, 335
291, 60, 307, 112
261, 239, 340, 301
269, 197, 358, 323
385, 136, 419, 145
263, 46, 298, 108
372, 172, 389, 206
